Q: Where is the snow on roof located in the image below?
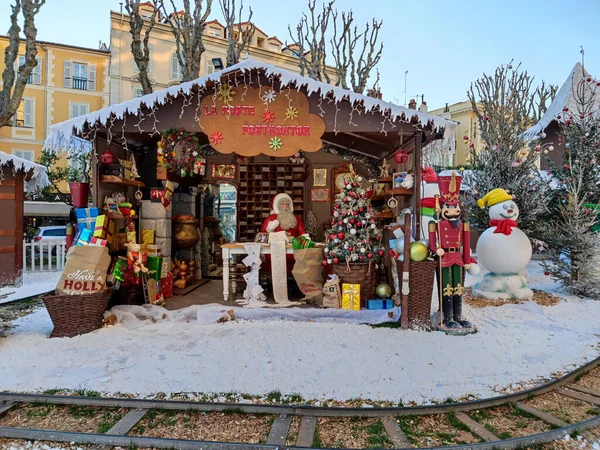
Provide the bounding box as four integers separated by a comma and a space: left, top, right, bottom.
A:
0, 152, 49, 192
522, 63, 600, 141
43, 58, 457, 155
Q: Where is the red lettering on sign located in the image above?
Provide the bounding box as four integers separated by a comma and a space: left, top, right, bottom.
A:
303, 126, 310, 136
64, 280, 73, 290
74, 281, 83, 291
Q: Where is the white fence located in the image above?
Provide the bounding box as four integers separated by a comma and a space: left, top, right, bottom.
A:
23, 239, 67, 273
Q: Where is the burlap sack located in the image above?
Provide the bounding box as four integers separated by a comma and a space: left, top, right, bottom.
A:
321, 274, 341, 308
292, 248, 324, 304
56, 246, 111, 295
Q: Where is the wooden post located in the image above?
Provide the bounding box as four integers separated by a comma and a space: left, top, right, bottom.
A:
414, 131, 422, 239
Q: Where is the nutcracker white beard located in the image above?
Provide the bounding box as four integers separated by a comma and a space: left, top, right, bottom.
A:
277, 209, 297, 231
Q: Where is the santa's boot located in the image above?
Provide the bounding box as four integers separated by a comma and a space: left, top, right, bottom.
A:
442, 296, 460, 329
452, 295, 472, 328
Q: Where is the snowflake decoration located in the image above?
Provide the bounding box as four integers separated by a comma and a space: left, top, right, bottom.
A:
285, 107, 299, 121
192, 151, 198, 157
262, 89, 277, 104
262, 109, 276, 123
269, 137, 283, 151
210, 131, 223, 145
216, 84, 236, 104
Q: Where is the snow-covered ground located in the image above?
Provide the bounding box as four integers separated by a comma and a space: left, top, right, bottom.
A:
0, 272, 60, 305
1, 261, 599, 405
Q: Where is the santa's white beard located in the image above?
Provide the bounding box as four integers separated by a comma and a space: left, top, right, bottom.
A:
277, 209, 297, 231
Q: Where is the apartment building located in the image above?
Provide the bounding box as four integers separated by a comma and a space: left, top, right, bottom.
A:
0, 37, 110, 165
109, 4, 332, 104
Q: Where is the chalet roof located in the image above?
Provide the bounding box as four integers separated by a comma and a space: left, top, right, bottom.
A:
0, 152, 49, 192
44, 58, 457, 155
522, 63, 600, 140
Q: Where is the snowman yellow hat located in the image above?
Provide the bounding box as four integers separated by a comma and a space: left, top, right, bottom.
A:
477, 188, 513, 209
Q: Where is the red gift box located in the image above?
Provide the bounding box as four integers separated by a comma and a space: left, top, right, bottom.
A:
160, 272, 173, 299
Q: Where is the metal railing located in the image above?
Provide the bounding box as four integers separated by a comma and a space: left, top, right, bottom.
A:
72, 77, 87, 90
23, 239, 66, 273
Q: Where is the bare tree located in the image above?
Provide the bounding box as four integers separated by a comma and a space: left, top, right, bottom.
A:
219, 0, 254, 67
0, 0, 45, 129
288, 0, 333, 83
161, 0, 213, 82
125, 0, 161, 95
331, 10, 383, 94
462, 61, 558, 236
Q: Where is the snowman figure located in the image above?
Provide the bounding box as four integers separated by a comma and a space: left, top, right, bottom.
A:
473, 188, 533, 300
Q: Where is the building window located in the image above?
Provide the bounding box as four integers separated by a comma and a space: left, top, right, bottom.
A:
73, 63, 87, 90
13, 98, 34, 128
133, 86, 144, 98
208, 27, 221, 37
18, 56, 42, 84
207, 60, 215, 74
257, 37, 265, 48
70, 102, 89, 119
64, 61, 95, 91
12, 150, 35, 161
170, 51, 183, 80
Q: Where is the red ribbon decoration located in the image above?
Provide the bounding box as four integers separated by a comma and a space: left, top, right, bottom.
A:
490, 219, 518, 235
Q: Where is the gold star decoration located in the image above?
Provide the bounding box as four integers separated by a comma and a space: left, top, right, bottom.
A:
216, 84, 236, 104
285, 106, 299, 121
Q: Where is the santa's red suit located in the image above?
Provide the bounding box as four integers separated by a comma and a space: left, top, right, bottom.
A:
260, 193, 307, 272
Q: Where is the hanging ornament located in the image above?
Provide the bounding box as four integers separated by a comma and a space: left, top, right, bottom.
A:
262, 89, 277, 103
337, 232, 345, 239
269, 137, 283, 151
394, 150, 409, 163
216, 84, 236, 104
100, 150, 115, 165
285, 106, 299, 121
262, 110, 276, 123
350, 229, 357, 235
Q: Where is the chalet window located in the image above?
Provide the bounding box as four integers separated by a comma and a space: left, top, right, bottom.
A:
13, 98, 34, 128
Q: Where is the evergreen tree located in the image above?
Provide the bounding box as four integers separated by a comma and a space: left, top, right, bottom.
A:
541, 75, 600, 297
323, 166, 385, 265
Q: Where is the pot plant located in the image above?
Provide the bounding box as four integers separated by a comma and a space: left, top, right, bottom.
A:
67, 150, 92, 208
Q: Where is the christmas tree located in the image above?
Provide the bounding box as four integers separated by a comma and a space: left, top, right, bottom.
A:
541, 74, 600, 297
323, 166, 385, 266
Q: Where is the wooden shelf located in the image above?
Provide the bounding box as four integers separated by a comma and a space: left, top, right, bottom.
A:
377, 177, 392, 183
100, 175, 145, 187
385, 188, 414, 196
375, 211, 395, 219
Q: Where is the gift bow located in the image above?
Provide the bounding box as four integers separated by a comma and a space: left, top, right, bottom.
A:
490, 219, 518, 235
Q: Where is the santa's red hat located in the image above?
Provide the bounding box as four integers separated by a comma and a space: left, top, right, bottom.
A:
271, 193, 294, 214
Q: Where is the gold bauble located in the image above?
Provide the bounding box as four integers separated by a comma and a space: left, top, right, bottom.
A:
410, 241, 429, 262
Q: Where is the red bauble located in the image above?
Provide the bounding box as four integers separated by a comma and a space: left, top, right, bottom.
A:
337, 232, 345, 239
367, 252, 373, 259
333, 257, 339, 264
329, 233, 336, 240
378, 250, 384, 256
359, 207, 364, 213
322, 260, 329, 266
353, 211, 358, 215
353, 182, 358, 188
483, 115, 489, 121
349, 219, 355, 224
100, 150, 115, 165
344, 197, 349, 202
394, 150, 408, 163
348, 246, 353, 252
359, 256, 364, 261
338, 220, 343, 226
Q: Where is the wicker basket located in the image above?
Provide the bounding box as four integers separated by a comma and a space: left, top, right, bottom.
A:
396, 260, 437, 328
332, 262, 378, 306
43, 290, 112, 338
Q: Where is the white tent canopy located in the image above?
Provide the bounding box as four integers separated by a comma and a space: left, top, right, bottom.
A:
522, 63, 599, 141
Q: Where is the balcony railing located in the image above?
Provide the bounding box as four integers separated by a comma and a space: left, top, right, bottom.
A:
73, 77, 87, 90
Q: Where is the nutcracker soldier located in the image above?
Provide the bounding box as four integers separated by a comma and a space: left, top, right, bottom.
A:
428, 171, 479, 330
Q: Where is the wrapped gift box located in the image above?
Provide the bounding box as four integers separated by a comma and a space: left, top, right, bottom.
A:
341, 283, 360, 310
94, 215, 113, 239
75, 207, 99, 231
76, 228, 93, 246
160, 272, 173, 298
366, 299, 394, 310
89, 236, 108, 247
141, 229, 155, 246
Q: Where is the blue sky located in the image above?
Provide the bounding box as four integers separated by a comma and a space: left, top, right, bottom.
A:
2, 0, 599, 110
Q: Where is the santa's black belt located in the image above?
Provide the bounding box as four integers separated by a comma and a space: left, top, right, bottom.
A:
443, 248, 459, 252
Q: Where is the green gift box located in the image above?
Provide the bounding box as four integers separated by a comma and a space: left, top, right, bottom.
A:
147, 256, 163, 280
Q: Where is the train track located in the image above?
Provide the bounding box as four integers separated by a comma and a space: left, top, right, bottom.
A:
1, 356, 600, 449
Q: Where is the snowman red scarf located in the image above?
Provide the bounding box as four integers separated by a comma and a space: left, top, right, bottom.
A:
489, 219, 518, 235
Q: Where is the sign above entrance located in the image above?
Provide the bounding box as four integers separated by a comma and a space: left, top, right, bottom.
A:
200, 84, 325, 157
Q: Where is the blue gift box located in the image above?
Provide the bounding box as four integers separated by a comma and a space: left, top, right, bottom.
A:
366, 299, 394, 310
75, 207, 99, 231
75, 228, 93, 246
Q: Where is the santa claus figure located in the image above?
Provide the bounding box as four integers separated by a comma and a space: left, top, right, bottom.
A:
261, 193, 307, 238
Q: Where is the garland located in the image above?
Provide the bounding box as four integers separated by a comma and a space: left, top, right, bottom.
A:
158, 128, 205, 178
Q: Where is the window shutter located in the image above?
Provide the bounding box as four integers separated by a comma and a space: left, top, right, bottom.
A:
88, 64, 96, 91
170, 52, 176, 79
64, 60, 72, 88
24, 98, 33, 127
147, 44, 153, 74
32, 57, 42, 85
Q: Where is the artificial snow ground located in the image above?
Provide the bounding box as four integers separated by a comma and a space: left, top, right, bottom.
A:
0, 272, 61, 305
1, 261, 599, 405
